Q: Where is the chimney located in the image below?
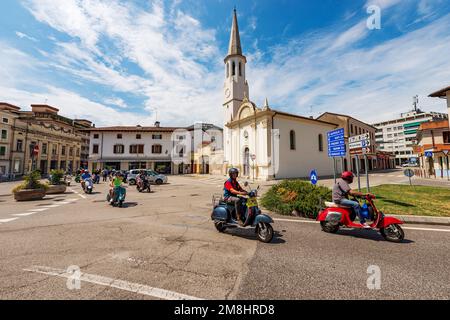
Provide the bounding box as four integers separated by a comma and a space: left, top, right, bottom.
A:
155, 121, 160, 128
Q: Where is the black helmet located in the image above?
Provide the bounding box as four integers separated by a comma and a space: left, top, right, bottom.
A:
228, 167, 239, 177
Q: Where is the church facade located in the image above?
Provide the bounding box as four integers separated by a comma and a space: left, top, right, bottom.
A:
222, 10, 338, 180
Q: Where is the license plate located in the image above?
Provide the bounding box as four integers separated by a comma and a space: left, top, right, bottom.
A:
247, 198, 258, 207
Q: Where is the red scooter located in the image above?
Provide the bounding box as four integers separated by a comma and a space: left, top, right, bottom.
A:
317, 195, 405, 242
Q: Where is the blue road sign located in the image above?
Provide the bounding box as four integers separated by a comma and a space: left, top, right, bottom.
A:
327, 128, 346, 157
425, 151, 433, 158
310, 170, 318, 185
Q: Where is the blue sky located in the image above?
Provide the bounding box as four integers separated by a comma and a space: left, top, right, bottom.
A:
0, 0, 449, 126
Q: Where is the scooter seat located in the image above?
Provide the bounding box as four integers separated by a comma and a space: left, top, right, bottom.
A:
324, 201, 351, 208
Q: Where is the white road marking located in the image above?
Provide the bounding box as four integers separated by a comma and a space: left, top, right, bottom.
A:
274, 218, 450, 232
27, 208, 48, 212
274, 218, 318, 224
403, 226, 450, 233
0, 218, 19, 223
12, 213, 36, 217
23, 266, 203, 300
41, 204, 61, 208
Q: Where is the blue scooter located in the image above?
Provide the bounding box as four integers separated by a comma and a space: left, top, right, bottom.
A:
211, 182, 274, 243
107, 186, 126, 207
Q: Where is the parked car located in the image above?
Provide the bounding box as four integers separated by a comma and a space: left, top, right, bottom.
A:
127, 169, 168, 185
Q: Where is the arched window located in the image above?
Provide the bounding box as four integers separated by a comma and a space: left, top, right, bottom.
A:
152, 144, 162, 154
226, 63, 229, 78
290, 130, 296, 150
318, 134, 323, 152
232, 61, 236, 76
239, 62, 242, 76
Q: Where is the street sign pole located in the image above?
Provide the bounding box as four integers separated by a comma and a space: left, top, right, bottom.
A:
446, 154, 450, 181
333, 157, 336, 184
340, 156, 344, 173
355, 155, 361, 192
364, 153, 370, 193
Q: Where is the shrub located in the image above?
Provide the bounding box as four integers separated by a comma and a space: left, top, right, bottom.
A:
261, 180, 332, 218
12, 171, 48, 193
48, 169, 65, 185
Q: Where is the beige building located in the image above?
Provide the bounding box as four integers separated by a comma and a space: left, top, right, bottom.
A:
317, 112, 395, 172
415, 86, 450, 179
223, 10, 338, 180
0, 103, 20, 178
0, 103, 93, 178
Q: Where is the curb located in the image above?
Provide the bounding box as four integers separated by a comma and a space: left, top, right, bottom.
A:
395, 215, 450, 226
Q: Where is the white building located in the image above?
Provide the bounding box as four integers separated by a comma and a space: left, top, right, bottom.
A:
86, 122, 223, 175
372, 105, 448, 166
223, 10, 337, 180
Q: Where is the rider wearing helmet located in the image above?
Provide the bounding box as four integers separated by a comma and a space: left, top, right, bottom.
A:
333, 171, 372, 227
109, 172, 124, 203
224, 168, 248, 225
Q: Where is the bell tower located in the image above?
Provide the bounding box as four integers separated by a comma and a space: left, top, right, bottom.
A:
223, 8, 249, 125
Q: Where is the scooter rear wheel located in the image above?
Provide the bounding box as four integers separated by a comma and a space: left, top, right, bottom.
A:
380, 224, 404, 243
320, 221, 340, 233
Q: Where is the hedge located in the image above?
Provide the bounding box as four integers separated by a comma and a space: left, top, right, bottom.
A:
260, 180, 332, 218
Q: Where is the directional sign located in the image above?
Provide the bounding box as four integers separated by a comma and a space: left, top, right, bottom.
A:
327, 128, 346, 157
310, 169, 318, 185
425, 151, 433, 158
349, 133, 370, 144
404, 169, 415, 178
443, 150, 449, 156
349, 140, 371, 150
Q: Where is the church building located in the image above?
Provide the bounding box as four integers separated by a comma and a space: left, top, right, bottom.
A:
222, 9, 338, 180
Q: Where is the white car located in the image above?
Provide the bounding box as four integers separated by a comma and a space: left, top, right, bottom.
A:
127, 170, 168, 185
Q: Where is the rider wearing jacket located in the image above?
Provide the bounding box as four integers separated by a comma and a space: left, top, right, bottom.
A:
224, 168, 248, 225
333, 171, 372, 227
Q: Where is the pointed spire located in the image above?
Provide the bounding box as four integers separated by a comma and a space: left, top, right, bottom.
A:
262, 98, 271, 110
228, 8, 242, 56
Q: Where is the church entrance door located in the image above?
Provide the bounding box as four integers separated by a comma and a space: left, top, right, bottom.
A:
243, 148, 250, 176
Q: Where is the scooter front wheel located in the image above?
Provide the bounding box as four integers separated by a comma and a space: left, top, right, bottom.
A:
256, 222, 273, 243
214, 221, 227, 233
380, 224, 404, 243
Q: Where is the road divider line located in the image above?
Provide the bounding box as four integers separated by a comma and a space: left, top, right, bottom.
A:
23, 266, 203, 300
274, 218, 450, 232
274, 218, 318, 224
402, 226, 450, 233
0, 218, 20, 223
12, 213, 36, 217
27, 208, 49, 212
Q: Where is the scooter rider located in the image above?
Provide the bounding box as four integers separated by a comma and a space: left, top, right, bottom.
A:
80, 170, 91, 190
109, 173, 124, 204
224, 168, 248, 225
333, 171, 373, 228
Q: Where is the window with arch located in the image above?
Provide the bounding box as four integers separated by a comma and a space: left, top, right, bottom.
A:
318, 134, 324, 152
232, 61, 236, 76
152, 144, 162, 154
290, 130, 296, 150
226, 63, 229, 78
239, 62, 242, 76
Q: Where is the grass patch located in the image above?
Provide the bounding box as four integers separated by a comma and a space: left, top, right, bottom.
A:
362, 185, 450, 217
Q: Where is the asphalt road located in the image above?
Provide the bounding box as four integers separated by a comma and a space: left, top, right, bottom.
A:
0, 173, 448, 300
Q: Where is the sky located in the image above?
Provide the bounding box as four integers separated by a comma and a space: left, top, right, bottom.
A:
0, 0, 449, 127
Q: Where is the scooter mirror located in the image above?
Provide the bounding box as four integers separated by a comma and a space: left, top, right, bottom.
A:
244, 181, 249, 187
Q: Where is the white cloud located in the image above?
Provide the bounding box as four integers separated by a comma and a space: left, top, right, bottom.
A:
20, 0, 223, 126
247, 12, 450, 124
104, 97, 127, 109
15, 31, 38, 42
